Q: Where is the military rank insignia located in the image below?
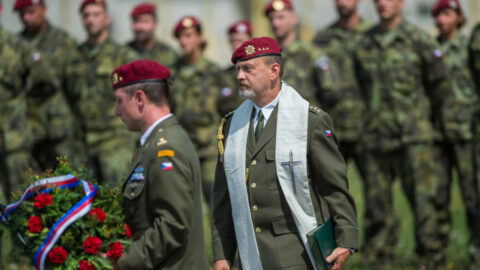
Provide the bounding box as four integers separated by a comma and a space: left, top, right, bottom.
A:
162, 162, 173, 171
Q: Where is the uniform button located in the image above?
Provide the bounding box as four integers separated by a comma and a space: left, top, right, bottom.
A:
255, 227, 261, 233
250, 183, 257, 189
252, 205, 258, 211
251, 160, 257, 166
130, 192, 135, 197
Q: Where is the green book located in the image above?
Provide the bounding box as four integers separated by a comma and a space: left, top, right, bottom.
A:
306, 217, 336, 270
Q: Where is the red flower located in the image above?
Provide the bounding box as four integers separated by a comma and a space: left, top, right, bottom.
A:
78, 260, 95, 270
33, 193, 53, 209
28, 216, 43, 233
82, 236, 102, 255
107, 242, 123, 259
48, 246, 68, 265
123, 223, 132, 238
89, 208, 106, 223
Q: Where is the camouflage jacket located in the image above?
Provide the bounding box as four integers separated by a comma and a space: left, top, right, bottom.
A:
20, 23, 76, 141
469, 23, 480, 133
171, 55, 228, 160
218, 65, 243, 116
313, 19, 371, 142
127, 40, 178, 68
354, 20, 449, 151
439, 34, 477, 142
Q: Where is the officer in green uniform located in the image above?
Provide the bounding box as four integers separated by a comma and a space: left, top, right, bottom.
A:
63, 0, 138, 185
126, 3, 177, 68
432, 1, 480, 268
213, 37, 358, 270
264, 0, 338, 106
14, 0, 75, 170
171, 16, 229, 205
353, 0, 449, 267
110, 60, 208, 270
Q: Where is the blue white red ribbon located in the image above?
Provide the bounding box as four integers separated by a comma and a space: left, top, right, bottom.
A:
0, 174, 98, 270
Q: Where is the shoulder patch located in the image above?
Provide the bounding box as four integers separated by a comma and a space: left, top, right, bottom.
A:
309, 105, 322, 115
158, 150, 175, 158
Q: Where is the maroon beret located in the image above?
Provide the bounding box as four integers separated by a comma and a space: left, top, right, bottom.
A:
264, 0, 294, 15
228, 20, 252, 36
432, 0, 462, 16
131, 3, 156, 18
173, 16, 202, 38
111, 60, 171, 90
13, 0, 43, 11
80, 0, 106, 12
231, 37, 282, 64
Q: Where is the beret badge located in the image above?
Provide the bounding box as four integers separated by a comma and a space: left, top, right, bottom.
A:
245, 45, 255, 55
182, 18, 194, 28
272, 0, 285, 11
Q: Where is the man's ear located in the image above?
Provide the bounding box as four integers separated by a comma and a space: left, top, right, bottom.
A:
135, 89, 147, 105
270, 63, 281, 81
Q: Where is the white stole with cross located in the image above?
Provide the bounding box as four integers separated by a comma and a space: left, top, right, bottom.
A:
223, 82, 318, 270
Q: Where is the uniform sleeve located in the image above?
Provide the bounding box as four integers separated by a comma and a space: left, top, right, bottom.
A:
469, 26, 480, 94
118, 147, 196, 269
312, 47, 341, 107
308, 111, 359, 249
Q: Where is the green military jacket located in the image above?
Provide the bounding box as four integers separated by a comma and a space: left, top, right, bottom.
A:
212, 104, 359, 269
469, 23, 480, 135
282, 39, 339, 106
354, 20, 449, 151
313, 19, 371, 142
119, 116, 209, 270
127, 40, 178, 68
439, 34, 478, 142
20, 23, 75, 141
218, 65, 243, 116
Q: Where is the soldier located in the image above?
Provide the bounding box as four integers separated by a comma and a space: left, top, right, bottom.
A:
212, 37, 358, 270
13, 0, 75, 170
264, 0, 338, 105
171, 15, 228, 205
109, 60, 209, 270
126, 3, 177, 68
432, 1, 480, 268
63, 0, 138, 185
219, 20, 253, 116
353, 0, 449, 268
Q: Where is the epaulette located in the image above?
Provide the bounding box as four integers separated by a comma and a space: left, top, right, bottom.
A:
217, 110, 235, 161
309, 105, 322, 115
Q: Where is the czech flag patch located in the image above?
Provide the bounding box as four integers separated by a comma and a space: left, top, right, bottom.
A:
325, 130, 332, 137
162, 162, 173, 171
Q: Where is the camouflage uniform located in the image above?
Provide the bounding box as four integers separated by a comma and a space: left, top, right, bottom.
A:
64, 38, 138, 185
171, 55, 228, 203
218, 65, 242, 116
354, 20, 449, 267
19, 24, 75, 170
127, 40, 178, 68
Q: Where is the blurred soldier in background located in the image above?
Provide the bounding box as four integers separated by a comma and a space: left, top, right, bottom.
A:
219, 20, 252, 115
13, 0, 75, 171
63, 0, 138, 185
171, 15, 228, 205
432, 1, 480, 268
127, 3, 177, 68
264, 0, 338, 106
353, 0, 449, 268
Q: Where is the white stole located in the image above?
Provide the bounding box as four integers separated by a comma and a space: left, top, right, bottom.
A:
223, 82, 318, 270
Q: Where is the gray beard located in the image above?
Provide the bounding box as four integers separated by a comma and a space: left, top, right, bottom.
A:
239, 89, 256, 99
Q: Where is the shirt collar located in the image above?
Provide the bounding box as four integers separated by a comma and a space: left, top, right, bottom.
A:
253, 90, 281, 124
140, 114, 173, 146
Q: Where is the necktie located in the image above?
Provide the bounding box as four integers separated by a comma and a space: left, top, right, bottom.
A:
255, 109, 265, 141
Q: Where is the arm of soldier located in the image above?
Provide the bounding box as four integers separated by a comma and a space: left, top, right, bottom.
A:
117, 147, 195, 269
469, 26, 480, 94
312, 47, 342, 107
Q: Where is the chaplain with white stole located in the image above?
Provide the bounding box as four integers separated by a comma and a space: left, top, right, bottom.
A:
212, 36, 359, 270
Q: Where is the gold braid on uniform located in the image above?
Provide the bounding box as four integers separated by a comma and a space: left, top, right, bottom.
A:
217, 111, 234, 163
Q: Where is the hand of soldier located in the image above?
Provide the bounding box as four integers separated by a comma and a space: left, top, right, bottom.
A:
326, 247, 351, 270
214, 259, 231, 270
99, 252, 120, 270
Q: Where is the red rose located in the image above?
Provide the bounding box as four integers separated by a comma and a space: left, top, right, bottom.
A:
47, 246, 68, 265
28, 216, 42, 233
107, 242, 123, 259
33, 193, 53, 209
123, 223, 132, 238
78, 259, 95, 270
89, 208, 106, 223
82, 236, 102, 255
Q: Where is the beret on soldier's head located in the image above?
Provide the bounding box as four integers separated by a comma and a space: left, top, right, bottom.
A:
228, 20, 252, 36
173, 15, 202, 38
231, 36, 282, 64
111, 60, 171, 90
13, 0, 43, 11
264, 0, 294, 15
432, 0, 462, 16
79, 0, 106, 12
131, 3, 156, 18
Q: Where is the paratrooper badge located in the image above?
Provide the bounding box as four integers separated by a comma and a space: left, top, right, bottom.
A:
156, 137, 167, 146
245, 45, 255, 55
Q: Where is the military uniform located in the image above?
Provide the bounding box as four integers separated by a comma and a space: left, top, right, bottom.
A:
63, 39, 138, 184
354, 20, 449, 266
19, 23, 76, 170
212, 104, 358, 269
171, 55, 229, 202
127, 40, 177, 68
218, 65, 243, 116
118, 115, 208, 270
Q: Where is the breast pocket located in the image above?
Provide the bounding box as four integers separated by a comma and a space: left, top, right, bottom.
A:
123, 179, 146, 217
266, 149, 278, 190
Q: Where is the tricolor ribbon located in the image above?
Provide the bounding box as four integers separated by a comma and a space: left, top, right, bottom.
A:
0, 174, 98, 270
